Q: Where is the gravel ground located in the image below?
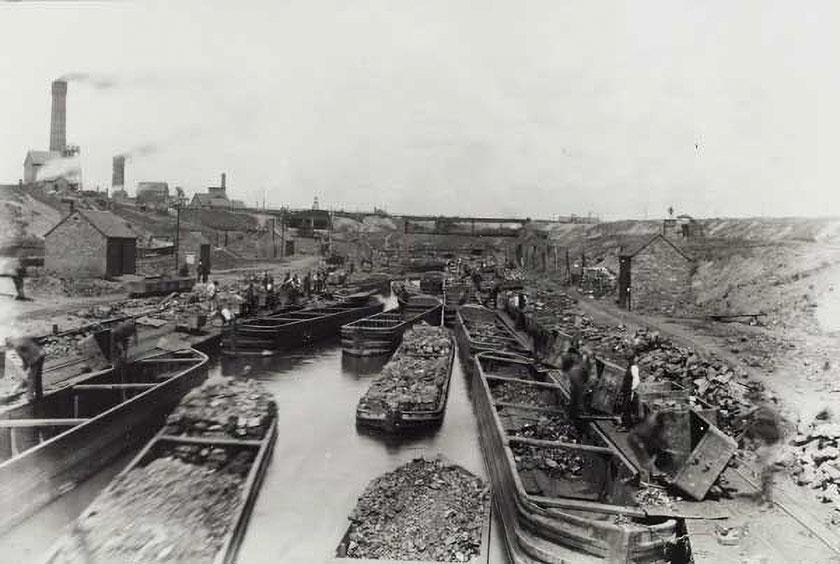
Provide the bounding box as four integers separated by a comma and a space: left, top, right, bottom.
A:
344, 457, 489, 562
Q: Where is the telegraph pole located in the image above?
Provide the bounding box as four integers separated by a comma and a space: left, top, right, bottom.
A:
173, 198, 181, 273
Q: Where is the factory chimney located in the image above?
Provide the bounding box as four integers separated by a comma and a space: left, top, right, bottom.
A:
50, 80, 68, 152
221, 172, 226, 192
112, 155, 126, 189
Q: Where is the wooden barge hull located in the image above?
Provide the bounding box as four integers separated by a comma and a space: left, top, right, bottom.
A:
454, 306, 531, 373
0, 348, 209, 534
43, 415, 278, 564
222, 301, 385, 355
470, 353, 685, 563
355, 339, 456, 433
341, 299, 442, 357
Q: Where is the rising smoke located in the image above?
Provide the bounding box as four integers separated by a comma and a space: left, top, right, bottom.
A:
117, 143, 158, 160
58, 72, 117, 90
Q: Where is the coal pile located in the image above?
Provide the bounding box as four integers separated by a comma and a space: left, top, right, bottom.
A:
512, 444, 587, 483
490, 381, 556, 408
507, 413, 579, 443
50, 456, 246, 564
357, 326, 453, 415
163, 376, 276, 440
359, 355, 448, 412
400, 324, 452, 356
343, 457, 488, 562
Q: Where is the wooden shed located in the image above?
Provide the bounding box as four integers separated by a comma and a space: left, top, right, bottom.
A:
44, 209, 138, 278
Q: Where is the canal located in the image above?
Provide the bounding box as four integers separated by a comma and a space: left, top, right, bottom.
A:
2, 326, 510, 562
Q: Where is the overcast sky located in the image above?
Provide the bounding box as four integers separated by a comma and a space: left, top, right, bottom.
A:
0, 0, 838, 219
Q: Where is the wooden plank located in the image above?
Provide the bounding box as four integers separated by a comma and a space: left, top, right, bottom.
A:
507, 435, 613, 455
493, 401, 569, 415
72, 383, 157, 391
156, 434, 263, 448
485, 374, 565, 390
0, 418, 89, 428
529, 494, 728, 521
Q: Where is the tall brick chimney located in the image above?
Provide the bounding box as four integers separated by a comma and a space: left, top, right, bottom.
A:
50, 80, 68, 152
112, 155, 126, 189
221, 172, 226, 192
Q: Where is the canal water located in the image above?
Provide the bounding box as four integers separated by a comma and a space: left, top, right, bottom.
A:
1, 313, 510, 563
227, 339, 510, 563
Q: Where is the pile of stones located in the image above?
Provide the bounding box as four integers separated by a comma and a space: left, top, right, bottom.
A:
163, 376, 276, 440
343, 457, 489, 562
51, 456, 245, 564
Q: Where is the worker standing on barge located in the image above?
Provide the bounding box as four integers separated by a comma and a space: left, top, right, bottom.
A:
627, 410, 668, 484
7, 336, 45, 406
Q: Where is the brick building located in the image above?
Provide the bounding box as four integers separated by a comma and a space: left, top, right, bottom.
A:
44, 209, 138, 278
618, 233, 694, 314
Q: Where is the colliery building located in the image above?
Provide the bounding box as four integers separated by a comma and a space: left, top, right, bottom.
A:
44, 208, 138, 278
618, 233, 694, 314
136, 181, 169, 204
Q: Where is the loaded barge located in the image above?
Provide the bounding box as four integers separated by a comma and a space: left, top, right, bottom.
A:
471, 351, 690, 563
341, 294, 442, 357
0, 347, 209, 534
355, 325, 455, 433
454, 305, 693, 562
43, 377, 277, 564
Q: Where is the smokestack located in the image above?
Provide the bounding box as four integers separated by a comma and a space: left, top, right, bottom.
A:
112, 155, 126, 189
221, 172, 226, 192
50, 80, 68, 152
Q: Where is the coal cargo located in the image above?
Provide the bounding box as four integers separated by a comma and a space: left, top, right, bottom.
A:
356, 324, 455, 432
338, 457, 489, 562
45, 376, 278, 564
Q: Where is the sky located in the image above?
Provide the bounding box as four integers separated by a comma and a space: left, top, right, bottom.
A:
0, 0, 838, 220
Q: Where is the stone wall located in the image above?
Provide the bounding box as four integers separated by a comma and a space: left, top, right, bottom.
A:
45, 212, 107, 277
630, 237, 693, 314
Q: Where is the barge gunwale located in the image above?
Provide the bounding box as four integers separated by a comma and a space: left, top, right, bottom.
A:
341, 297, 443, 357
455, 302, 685, 562
0, 347, 210, 534
41, 403, 278, 564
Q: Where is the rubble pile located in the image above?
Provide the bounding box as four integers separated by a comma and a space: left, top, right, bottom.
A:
788, 420, 840, 520
40, 333, 86, 358
344, 457, 488, 562
51, 456, 246, 564
502, 268, 526, 282
525, 288, 767, 433
633, 485, 678, 508
163, 376, 276, 440
28, 276, 123, 298
357, 327, 452, 415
